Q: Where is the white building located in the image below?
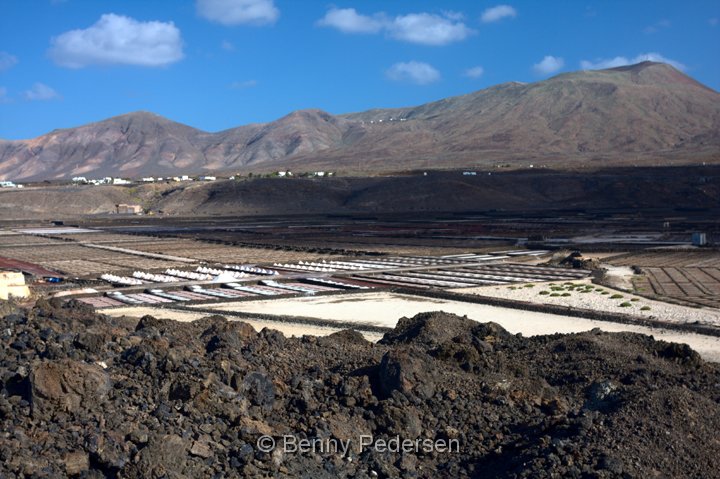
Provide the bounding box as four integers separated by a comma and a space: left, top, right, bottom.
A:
0, 271, 30, 300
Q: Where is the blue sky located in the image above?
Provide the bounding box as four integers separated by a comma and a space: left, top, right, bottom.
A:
0, 0, 718, 140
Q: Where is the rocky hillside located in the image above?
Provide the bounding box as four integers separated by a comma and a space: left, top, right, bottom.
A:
0, 110, 354, 182
1, 300, 719, 477
1, 62, 719, 181
2, 166, 718, 220
331, 62, 720, 169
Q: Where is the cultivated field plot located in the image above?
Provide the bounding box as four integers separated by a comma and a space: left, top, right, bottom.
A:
61, 232, 158, 244
0, 228, 332, 276
75, 276, 361, 307
0, 244, 102, 263
43, 258, 185, 275
105, 240, 329, 264
633, 267, 720, 309
0, 234, 66, 247
352, 262, 588, 289
13, 227, 100, 235
0, 242, 194, 276
606, 250, 720, 268
111, 239, 193, 251
245, 237, 511, 256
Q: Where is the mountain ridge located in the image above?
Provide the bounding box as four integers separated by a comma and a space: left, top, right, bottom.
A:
1, 62, 719, 181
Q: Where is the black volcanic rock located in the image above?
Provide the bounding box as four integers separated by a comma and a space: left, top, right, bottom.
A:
1, 302, 719, 477
30, 359, 111, 419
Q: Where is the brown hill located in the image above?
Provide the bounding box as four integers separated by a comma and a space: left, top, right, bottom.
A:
323, 62, 720, 169
204, 109, 356, 167
2, 166, 718, 220
1, 62, 718, 181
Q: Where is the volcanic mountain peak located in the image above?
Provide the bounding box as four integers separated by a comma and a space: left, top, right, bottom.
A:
342, 63, 699, 124
604, 60, 684, 79
557, 61, 712, 91
280, 108, 334, 120
94, 110, 204, 133
1, 61, 718, 181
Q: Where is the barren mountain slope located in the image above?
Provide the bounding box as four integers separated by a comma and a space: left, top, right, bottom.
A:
319, 62, 720, 168
202, 109, 357, 167
0, 112, 212, 180
1, 62, 718, 181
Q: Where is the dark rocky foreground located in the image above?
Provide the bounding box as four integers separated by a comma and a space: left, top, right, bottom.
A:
1, 300, 719, 478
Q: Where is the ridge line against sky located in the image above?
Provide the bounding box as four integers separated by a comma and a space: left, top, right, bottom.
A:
0, 0, 718, 140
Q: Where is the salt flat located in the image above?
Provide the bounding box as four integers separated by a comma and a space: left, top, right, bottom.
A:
187, 292, 720, 362
453, 278, 720, 327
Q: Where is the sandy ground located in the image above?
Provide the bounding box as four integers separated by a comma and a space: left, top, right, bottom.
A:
100, 306, 385, 342
600, 264, 636, 290
186, 292, 720, 362
452, 278, 720, 327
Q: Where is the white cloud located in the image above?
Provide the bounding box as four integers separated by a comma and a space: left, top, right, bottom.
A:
24, 83, 59, 101
0, 52, 18, 72
318, 9, 473, 45
442, 11, 466, 22
390, 13, 474, 45
580, 53, 686, 71
580, 57, 628, 70
316, 8, 384, 34
196, 0, 279, 26
643, 19, 670, 34
533, 55, 564, 75
386, 61, 440, 85
481, 5, 517, 23
229, 80, 257, 89
49, 14, 183, 68
0, 87, 9, 103
709, 18, 718, 27
221, 40, 235, 51
464, 66, 484, 78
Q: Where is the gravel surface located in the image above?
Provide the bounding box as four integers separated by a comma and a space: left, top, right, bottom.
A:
454, 279, 720, 328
